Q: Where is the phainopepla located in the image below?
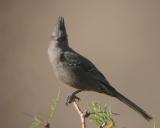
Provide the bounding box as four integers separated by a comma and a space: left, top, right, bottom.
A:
48, 16, 152, 121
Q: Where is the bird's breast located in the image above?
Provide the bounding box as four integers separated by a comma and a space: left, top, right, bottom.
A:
54, 62, 91, 90
54, 62, 77, 86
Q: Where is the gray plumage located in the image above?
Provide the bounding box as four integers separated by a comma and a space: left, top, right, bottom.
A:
48, 16, 152, 121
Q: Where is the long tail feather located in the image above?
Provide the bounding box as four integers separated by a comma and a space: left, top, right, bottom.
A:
113, 90, 152, 121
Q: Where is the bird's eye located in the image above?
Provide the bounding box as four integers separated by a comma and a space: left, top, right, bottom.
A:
57, 35, 67, 42
57, 37, 62, 42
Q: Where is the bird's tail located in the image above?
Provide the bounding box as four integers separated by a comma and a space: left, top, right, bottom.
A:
113, 90, 152, 121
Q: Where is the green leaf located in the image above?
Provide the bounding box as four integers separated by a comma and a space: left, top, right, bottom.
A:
90, 102, 116, 128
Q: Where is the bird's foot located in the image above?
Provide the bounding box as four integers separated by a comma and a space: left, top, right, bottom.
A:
65, 94, 80, 105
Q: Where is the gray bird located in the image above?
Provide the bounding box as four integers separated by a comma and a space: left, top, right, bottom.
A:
48, 16, 152, 121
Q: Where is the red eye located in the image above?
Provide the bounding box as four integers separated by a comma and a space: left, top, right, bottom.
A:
57, 35, 67, 42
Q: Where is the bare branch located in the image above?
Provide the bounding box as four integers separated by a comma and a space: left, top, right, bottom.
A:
72, 101, 87, 128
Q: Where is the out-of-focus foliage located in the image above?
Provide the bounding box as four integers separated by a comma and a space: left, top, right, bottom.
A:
25, 89, 61, 128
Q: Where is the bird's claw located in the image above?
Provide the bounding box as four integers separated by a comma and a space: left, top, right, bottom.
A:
65, 94, 80, 105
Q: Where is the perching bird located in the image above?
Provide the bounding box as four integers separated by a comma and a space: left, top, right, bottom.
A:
48, 16, 152, 121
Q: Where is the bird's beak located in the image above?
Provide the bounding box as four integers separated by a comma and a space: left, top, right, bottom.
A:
52, 16, 67, 40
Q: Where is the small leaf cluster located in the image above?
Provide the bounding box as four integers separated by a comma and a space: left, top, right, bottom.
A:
90, 102, 116, 128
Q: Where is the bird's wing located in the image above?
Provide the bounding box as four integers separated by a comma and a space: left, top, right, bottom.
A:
62, 51, 110, 85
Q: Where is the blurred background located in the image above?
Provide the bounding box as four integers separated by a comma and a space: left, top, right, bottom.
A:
0, 0, 160, 128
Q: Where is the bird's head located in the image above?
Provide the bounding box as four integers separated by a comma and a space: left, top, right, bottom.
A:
51, 16, 68, 47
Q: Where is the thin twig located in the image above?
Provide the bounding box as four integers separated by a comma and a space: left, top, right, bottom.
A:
73, 101, 87, 128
